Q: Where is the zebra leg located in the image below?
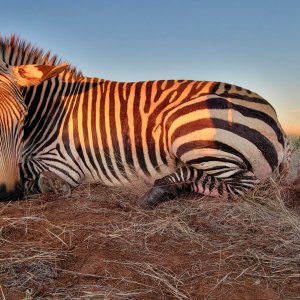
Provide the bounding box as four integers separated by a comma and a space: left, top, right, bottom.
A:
139, 166, 258, 207
38, 171, 71, 196
139, 166, 227, 207
138, 177, 179, 207
23, 171, 71, 196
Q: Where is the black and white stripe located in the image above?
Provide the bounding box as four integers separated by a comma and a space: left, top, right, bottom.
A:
0, 35, 290, 204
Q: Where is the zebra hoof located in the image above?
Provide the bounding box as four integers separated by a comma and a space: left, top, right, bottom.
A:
138, 182, 178, 208
39, 171, 71, 196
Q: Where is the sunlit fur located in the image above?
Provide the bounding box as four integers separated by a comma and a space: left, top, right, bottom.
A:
0, 35, 290, 198
0, 62, 26, 194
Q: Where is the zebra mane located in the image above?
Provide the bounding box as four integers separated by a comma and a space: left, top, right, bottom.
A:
0, 34, 83, 79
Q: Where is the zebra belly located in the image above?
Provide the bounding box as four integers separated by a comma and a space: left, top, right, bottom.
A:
78, 155, 177, 187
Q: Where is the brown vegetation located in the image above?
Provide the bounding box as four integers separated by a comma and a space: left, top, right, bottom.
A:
0, 148, 299, 300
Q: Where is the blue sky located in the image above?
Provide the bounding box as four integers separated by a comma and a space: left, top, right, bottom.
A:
1, 0, 300, 134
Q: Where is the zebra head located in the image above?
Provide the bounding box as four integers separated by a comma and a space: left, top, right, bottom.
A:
0, 59, 68, 200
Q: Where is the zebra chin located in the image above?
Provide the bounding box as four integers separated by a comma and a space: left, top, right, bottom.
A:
0, 183, 23, 201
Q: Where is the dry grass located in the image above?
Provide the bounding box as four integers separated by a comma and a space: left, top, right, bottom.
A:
0, 149, 299, 299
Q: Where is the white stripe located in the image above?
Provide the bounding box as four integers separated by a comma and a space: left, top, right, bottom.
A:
172, 128, 272, 178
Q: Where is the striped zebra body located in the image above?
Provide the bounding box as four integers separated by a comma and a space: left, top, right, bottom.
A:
0, 36, 291, 204
21, 78, 287, 197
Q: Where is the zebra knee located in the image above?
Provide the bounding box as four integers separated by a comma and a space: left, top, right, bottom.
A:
38, 171, 71, 196
23, 178, 41, 195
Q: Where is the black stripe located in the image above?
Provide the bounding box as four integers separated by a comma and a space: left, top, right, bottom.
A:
181, 166, 188, 181
209, 176, 216, 192
119, 83, 134, 168
99, 81, 119, 181
69, 82, 90, 173
209, 82, 270, 105
143, 81, 153, 113
146, 103, 159, 171
217, 91, 270, 105
195, 169, 203, 181
218, 181, 224, 195
133, 82, 150, 176
176, 140, 253, 172
26, 78, 58, 143
24, 84, 44, 133
168, 97, 284, 146
110, 82, 127, 178
58, 82, 86, 175
82, 81, 102, 178
88, 80, 102, 179
77, 82, 93, 175
173, 117, 278, 171
55, 143, 82, 179
28, 80, 66, 154
213, 118, 278, 170
202, 174, 209, 191
41, 162, 80, 185
207, 98, 283, 145
37, 157, 81, 183
89, 81, 110, 180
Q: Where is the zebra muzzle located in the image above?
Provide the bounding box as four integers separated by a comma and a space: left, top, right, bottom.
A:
0, 182, 23, 201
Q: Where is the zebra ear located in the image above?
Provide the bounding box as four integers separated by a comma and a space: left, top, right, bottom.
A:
11, 63, 69, 87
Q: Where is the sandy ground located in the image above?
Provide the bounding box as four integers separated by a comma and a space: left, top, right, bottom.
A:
0, 148, 299, 300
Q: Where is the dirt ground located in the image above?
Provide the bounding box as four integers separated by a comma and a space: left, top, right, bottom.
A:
0, 150, 299, 300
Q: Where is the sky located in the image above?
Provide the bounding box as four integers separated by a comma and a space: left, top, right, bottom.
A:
1, 0, 300, 135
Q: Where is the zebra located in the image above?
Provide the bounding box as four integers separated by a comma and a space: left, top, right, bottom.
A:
0, 35, 292, 206
0, 54, 69, 200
